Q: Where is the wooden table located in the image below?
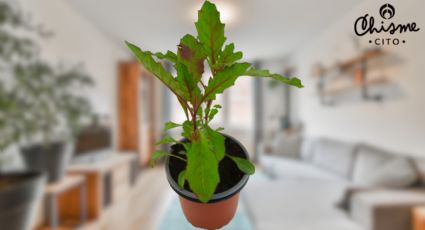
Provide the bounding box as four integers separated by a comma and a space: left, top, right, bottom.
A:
44, 175, 87, 229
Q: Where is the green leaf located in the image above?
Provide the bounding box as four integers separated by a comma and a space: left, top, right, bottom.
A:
195, 1, 226, 64
175, 63, 199, 102
182, 120, 193, 139
182, 142, 191, 151
228, 155, 256, 175
175, 34, 206, 103
216, 127, 225, 132
149, 150, 168, 167
163, 121, 181, 132
186, 135, 220, 203
215, 43, 243, 70
244, 66, 304, 88
155, 136, 177, 145
204, 63, 250, 100
197, 106, 203, 118
153, 51, 177, 63
213, 104, 222, 109
208, 108, 219, 121
178, 34, 207, 81
125, 41, 188, 99
178, 170, 186, 189
201, 126, 225, 161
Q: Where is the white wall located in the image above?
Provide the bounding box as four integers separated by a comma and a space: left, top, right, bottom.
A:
16, 0, 130, 147
293, 0, 425, 156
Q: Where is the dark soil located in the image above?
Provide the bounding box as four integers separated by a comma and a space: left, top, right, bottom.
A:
168, 135, 246, 194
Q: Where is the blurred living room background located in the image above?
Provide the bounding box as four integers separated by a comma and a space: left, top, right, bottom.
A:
0, 0, 424, 229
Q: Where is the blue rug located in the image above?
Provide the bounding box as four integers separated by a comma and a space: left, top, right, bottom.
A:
158, 195, 253, 230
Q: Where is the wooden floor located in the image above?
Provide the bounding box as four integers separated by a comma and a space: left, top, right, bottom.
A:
82, 166, 171, 230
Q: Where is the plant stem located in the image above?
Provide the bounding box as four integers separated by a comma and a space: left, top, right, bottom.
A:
169, 154, 187, 162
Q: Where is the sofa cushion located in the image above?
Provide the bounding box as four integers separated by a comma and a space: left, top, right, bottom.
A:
261, 155, 347, 182
300, 137, 317, 161
311, 138, 357, 179
244, 180, 362, 230
352, 145, 418, 188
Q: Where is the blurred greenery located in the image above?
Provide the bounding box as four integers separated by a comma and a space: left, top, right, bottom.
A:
0, 1, 94, 154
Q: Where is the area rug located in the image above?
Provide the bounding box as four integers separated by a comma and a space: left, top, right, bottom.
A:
158, 195, 253, 230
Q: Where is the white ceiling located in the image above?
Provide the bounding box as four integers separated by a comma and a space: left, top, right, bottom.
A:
69, 0, 361, 59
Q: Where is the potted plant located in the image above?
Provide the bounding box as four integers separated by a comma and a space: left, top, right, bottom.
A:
125, 1, 303, 229
0, 3, 46, 229
0, 1, 94, 183
15, 61, 93, 183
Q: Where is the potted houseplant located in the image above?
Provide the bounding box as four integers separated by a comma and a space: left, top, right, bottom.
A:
15, 61, 93, 183
0, 1, 94, 183
0, 2, 46, 229
126, 1, 303, 229
0, 83, 46, 230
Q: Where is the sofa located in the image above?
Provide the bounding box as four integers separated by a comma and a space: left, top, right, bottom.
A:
243, 135, 425, 230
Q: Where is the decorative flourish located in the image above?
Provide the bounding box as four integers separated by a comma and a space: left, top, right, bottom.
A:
380, 3, 395, 20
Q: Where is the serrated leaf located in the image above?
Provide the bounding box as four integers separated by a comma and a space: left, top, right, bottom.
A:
149, 150, 168, 167
244, 66, 304, 88
163, 121, 181, 132
204, 63, 250, 100
213, 104, 222, 109
125, 41, 188, 100
186, 137, 220, 203
228, 155, 255, 175
215, 43, 243, 70
155, 136, 177, 145
195, 1, 226, 63
178, 170, 186, 189
178, 34, 207, 81
153, 51, 178, 63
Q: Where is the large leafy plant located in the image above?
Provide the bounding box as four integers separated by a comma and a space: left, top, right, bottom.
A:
126, 1, 303, 202
0, 1, 93, 153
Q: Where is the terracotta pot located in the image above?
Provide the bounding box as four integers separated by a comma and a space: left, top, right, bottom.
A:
165, 134, 250, 229
179, 193, 240, 230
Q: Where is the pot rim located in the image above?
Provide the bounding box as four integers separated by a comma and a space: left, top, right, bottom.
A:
20, 141, 67, 150
165, 133, 250, 203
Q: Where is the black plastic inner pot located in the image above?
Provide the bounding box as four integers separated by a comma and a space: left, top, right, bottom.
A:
165, 133, 250, 203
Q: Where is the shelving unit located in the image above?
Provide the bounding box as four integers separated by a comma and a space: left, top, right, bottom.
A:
35, 154, 139, 230
314, 48, 390, 105
67, 154, 138, 222
42, 175, 87, 229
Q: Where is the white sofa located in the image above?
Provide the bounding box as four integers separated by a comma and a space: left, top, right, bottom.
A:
243, 136, 425, 230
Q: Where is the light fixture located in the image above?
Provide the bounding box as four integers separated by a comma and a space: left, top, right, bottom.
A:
191, 1, 238, 25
